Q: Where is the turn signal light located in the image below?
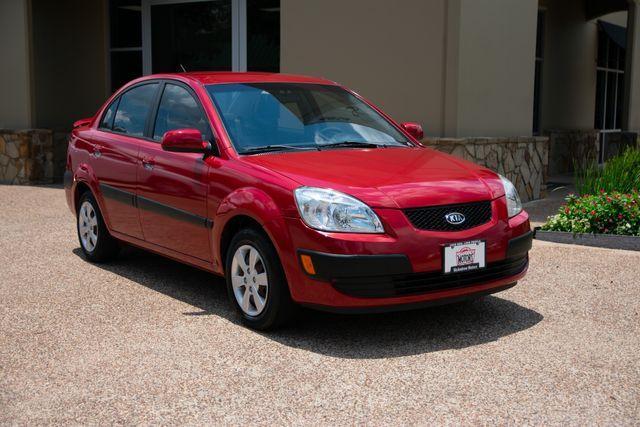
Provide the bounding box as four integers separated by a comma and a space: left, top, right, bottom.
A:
300, 254, 316, 275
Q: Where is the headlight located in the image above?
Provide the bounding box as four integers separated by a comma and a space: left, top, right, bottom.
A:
294, 187, 384, 233
499, 174, 522, 218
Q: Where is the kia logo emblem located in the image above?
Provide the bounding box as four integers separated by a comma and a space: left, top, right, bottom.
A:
445, 212, 466, 225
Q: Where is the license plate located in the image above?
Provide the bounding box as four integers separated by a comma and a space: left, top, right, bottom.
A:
443, 240, 486, 274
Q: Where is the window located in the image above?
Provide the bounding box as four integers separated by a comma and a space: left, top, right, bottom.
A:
109, 0, 142, 92
151, 1, 233, 73
153, 84, 210, 140
113, 83, 159, 137
99, 99, 120, 130
247, 0, 280, 72
207, 83, 409, 153
595, 22, 625, 130
594, 21, 626, 162
532, 9, 545, 135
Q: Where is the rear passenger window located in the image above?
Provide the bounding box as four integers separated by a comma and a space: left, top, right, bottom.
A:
153, 84, 210, 141
99, 99, 119, 130
113, 83, 158, 137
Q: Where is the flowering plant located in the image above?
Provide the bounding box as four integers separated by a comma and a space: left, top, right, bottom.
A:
541, 191, 640, 236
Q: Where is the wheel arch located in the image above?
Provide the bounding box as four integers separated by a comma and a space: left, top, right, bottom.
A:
74, 181, 92, 213
213, 186, 294, 277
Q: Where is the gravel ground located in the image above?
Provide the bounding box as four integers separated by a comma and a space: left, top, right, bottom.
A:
1, 185, 639, 425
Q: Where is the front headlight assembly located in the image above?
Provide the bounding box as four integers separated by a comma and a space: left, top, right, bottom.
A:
294, 187, 384, 233
499, 174, 523, 218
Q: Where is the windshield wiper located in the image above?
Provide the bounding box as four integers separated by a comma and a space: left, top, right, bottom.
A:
317, 141, 388, 150
240, 145, 317, 155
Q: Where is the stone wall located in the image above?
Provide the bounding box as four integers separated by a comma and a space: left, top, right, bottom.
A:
0, 129, 55, 185
426, 136, 549, 202
546, 129, 599, 175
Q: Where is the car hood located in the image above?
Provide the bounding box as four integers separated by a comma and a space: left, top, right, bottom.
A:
242, 147, 505, 208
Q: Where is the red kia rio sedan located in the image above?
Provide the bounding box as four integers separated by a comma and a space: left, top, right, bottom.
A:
65, 72, 532, 330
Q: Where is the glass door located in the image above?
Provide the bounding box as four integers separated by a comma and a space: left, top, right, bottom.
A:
145, 0, 232, 73
141, 0, 279, 75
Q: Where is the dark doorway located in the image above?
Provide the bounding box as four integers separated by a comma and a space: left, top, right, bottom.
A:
151, 0, 233, 73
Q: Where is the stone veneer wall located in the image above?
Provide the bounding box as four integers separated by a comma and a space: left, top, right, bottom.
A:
0, 129, 55, 185
546, 129, 599, 175
427, 136, 549, 202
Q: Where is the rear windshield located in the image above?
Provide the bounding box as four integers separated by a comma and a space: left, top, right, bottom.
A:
206, 83, 409, 154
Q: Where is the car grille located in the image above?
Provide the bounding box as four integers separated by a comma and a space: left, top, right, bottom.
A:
404, 200, 493, 231
331, 255, 528, 298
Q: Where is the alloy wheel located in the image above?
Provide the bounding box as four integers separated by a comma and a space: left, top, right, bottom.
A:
78, 201, 99, 252
231, 244, 269, 316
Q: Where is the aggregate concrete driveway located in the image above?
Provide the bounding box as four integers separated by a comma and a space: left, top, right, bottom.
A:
1, 185, 639, 424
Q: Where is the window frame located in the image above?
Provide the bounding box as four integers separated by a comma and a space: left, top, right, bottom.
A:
149, 80, 215, 145
98, 97, 122, 131
205, 82, 413, 155
97, 80, 161, 141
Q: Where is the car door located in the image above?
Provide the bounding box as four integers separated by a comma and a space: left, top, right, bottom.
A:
136, 81, 213, 261
91, 82, 160, 239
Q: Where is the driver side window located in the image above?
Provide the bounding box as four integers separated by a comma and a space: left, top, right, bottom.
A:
153, 84, 210, 141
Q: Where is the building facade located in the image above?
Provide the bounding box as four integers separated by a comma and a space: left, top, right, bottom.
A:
1, 0, 639, 199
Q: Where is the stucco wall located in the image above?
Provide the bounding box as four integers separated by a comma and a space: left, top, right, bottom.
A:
450, 0, 538, 137
30, 0, 109, 131
281, 0, 538, 138
281, 0, 448, 136
0, 0, 32, 129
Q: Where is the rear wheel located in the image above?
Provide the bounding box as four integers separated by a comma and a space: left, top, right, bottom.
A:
77, 191, 120, 262
225, 228, 295, 330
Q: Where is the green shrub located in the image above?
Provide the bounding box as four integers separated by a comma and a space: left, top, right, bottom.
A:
541, 191, 640, 236
575, 147, 640, 195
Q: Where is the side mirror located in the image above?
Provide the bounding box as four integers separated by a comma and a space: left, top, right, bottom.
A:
400, 122, 424, 141
161, 128, 211, 153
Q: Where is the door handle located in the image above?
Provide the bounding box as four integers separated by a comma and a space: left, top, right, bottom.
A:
92, 145, 102, 158
142, 157, 154, 170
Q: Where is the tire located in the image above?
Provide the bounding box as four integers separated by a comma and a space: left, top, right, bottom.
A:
77, 191, 120, 262
225, 227, 295, 330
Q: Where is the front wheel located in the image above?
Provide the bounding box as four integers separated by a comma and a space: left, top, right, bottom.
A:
77, 191, 120, 262
225, 228, 295, 330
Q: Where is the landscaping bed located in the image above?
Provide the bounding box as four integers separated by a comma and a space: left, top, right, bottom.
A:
536, 147, 640, 251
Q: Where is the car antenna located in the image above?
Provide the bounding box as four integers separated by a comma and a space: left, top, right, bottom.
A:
179, 64, 187, 73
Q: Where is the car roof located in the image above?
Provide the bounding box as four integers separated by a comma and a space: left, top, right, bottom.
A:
142, 72, 338, 86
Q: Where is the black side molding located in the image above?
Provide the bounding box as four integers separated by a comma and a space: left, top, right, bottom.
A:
100, 183, 136, 207
298, 250, 412, 281
137, 195, 213, 228
506, 230, 533, 259
99, 183, 213, 229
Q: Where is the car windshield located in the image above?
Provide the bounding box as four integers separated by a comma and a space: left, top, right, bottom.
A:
206, 83, 410, 154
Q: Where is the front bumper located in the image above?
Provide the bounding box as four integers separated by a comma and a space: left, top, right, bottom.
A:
279, 197, 532, 311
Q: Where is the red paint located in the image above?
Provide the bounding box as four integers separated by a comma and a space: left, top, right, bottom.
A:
65, 72, 531, 311
160, 128, 207, 153
400, 122, 424, 141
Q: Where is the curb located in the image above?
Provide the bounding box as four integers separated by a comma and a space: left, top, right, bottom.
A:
533, 228, 640, 251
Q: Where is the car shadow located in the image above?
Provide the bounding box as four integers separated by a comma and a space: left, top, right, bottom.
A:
73, 246, 543, 359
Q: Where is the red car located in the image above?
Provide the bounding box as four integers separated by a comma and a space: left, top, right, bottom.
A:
65, 72, 531, 330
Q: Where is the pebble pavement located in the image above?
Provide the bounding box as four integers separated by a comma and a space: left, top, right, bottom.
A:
1, 185, 639, 424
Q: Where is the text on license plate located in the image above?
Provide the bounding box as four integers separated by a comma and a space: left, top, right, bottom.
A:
443, 240, 486, 273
